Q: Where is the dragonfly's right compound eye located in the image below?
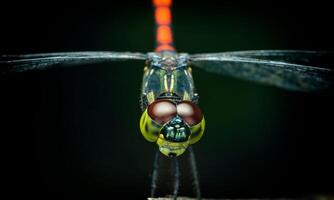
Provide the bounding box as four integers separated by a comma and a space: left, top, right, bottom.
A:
147, 99, 177, 125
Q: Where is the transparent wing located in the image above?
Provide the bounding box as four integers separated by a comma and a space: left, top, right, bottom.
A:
190, 50, 334, 91
0, 51, 147, 74
192, 50, 333, 67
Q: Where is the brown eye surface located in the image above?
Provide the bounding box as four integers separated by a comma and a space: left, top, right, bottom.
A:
177, 101, 203, 126
148, 99, 177, 125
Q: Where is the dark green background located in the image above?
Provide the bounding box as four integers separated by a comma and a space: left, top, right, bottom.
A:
1, 0, 333, 199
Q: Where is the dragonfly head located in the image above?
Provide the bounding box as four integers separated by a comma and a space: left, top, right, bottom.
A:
140, 99, 205, 157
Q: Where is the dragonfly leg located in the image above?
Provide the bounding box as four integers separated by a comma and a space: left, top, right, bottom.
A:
189, 146, 201, 200
172, 158, 180, 200
150, 150, 160, 197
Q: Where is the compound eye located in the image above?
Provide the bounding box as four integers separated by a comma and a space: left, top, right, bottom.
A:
177, 101, 203, 126
148, 100, 177, 125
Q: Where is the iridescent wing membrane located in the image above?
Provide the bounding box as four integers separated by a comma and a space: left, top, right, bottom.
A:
1, 50, 333, 91
190, 50, 334, 91
0, 51, 147, 73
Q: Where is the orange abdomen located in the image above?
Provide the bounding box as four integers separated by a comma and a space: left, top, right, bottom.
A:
153, 0, 175, 53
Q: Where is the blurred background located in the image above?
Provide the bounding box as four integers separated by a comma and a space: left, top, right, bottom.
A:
1, 0, 333, 199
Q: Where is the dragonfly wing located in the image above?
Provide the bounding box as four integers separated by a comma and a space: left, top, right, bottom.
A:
190, 50, 334, 91
1, 51, 147, 74
191, 50, 333, 67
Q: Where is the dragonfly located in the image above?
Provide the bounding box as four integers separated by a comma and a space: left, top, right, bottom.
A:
1, 0, 333, 199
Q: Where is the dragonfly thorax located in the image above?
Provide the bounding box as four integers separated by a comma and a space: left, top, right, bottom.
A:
141, 53, 195, 109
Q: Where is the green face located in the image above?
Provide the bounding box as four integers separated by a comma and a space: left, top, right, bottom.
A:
161, 116, 191, 142
158, 116, 191, 157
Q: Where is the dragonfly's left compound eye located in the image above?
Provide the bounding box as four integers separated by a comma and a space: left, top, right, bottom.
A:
140, 99, 177, 143
148, 99, 177, 125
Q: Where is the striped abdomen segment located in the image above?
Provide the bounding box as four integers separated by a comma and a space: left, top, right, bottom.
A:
153, 0, 175, 53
